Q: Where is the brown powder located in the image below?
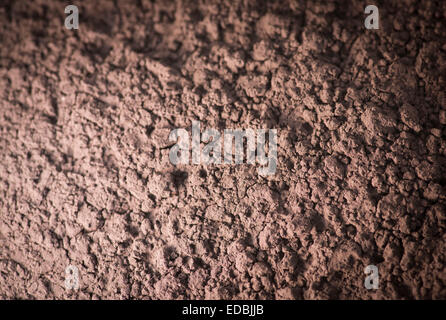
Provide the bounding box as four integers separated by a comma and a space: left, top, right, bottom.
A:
0, 0, 445, 299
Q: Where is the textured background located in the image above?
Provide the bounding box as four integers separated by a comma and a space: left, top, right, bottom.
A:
0, 0, 445, 299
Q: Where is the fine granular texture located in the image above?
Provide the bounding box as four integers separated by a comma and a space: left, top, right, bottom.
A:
0, 0, 445, 299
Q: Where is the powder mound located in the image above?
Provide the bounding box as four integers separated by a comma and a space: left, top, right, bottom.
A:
399, 104, 422, 132
361, 106, 398, 136
324, 155, 346, 179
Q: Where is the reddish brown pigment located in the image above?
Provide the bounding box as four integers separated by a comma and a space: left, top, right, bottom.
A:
0, 0, 445, 299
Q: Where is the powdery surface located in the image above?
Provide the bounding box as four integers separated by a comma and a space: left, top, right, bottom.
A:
0, 0, 445, 299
